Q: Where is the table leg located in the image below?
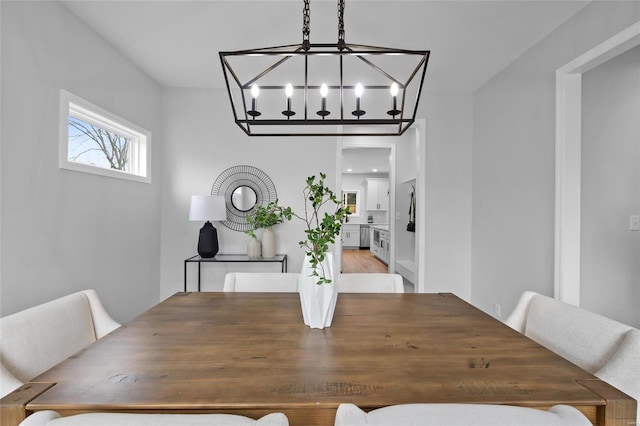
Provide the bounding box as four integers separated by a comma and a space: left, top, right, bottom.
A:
198, 262, 201, 292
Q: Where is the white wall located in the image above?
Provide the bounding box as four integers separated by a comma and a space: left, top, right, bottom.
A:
423, 93, 473, 300
0, 0, 4, 308
471, 1, 640, 318
581, 45, 640, 328
0, 1, 163, 322
160, 88, 337, 298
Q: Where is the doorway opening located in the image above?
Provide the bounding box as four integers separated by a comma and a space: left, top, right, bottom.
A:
340, 146, 393, 274
335, 122, 423, 294
555, 22, 640, 306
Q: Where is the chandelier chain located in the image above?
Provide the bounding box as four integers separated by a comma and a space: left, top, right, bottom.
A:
337, 0, 345, 50
302, 0, 311, 50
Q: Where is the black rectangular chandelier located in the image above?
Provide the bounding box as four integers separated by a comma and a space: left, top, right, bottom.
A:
219, 0, 430, 137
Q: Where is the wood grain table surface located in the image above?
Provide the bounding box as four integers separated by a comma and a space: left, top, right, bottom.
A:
4, 292, 636, 426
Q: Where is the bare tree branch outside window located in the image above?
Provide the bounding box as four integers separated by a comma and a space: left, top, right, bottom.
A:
68, 117, 130, 171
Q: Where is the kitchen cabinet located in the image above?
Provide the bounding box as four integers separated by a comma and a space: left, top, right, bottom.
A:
366, 179, 389, 211
370, 226, 390, 265
379, 229, 390, 264
370, 244, 383, 260
342, 224, 360, 248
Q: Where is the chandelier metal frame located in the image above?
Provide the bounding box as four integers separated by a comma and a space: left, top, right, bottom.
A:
219, 0, 430, 137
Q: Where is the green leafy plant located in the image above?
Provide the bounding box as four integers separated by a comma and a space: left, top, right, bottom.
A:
245, 199, 293, 239
293, 172, 351, 284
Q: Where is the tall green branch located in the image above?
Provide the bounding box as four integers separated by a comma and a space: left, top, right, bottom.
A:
295, 173, 351, 284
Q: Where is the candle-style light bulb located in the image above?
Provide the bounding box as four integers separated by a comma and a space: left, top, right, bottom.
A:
355, 83, 363, 111
248, 84, 261, 118
320, 83, 329, 98
387, 82, 401, 118
390, 82, 399, 97
284, 83, 294, 118
320, 83, 329, 111
317, 83, 330, 118
352, 82, 366, 118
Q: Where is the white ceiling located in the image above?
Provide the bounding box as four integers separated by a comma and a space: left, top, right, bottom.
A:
61, 0, 589, 92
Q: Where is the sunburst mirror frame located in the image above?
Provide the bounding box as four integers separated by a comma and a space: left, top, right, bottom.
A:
211, 165, 278, 232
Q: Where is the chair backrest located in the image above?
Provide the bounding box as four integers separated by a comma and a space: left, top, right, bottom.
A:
335, 404, 591, 426
505, 291, 640, 419
338, 273, 404, 293
20, 410, 289, 426
223, 273, 300, 292
0, 290, 120, 396
334, 403, 591, 426
0, 361, 23, 398
82, 289, 121, 338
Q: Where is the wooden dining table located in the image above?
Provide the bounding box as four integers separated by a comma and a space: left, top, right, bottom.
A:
3, 292, 636, 426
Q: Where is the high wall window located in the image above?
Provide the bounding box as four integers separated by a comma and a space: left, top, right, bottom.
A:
59, 90, 151, 183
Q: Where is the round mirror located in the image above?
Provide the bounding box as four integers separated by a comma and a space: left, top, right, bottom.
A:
231, 186, 257, 212
211, 165, 277, 232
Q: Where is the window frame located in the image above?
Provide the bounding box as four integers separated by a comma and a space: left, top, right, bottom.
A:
342, 189, 361, 217
59, 89, 151, 184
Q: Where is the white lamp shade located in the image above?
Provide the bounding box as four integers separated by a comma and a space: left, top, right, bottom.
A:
189, 195, 227, 221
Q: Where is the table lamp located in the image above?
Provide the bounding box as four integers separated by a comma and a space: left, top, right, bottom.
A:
189, 195, 227, 258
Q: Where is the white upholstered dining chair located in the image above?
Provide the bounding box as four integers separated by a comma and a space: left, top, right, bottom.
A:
223, 272, 300, 292
338, 273, 404, 293
505, 290, 640, 420
1, 289, 120, 398
223, 272, 404, 293
19, 411, 289, 426
333, 403, 591, 426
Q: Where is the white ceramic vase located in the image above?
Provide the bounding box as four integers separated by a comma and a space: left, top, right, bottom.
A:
262, 227, 276, 258
247, 238, 261, 259
299, 253, 338, 329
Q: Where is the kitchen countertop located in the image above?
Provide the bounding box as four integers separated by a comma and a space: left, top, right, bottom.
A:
369, 224, 389, 231
343, 223, 388, 228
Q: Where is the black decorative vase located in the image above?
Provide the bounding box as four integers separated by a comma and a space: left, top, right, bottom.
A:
198, 221, 219, 258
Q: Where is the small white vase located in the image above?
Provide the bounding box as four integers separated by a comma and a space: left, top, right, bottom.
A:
299, 253, 338, 329
262, 227, 276, 258
247, 238, 261, 259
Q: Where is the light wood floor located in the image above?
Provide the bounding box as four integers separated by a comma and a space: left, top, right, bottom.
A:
342, 249, 388, 273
